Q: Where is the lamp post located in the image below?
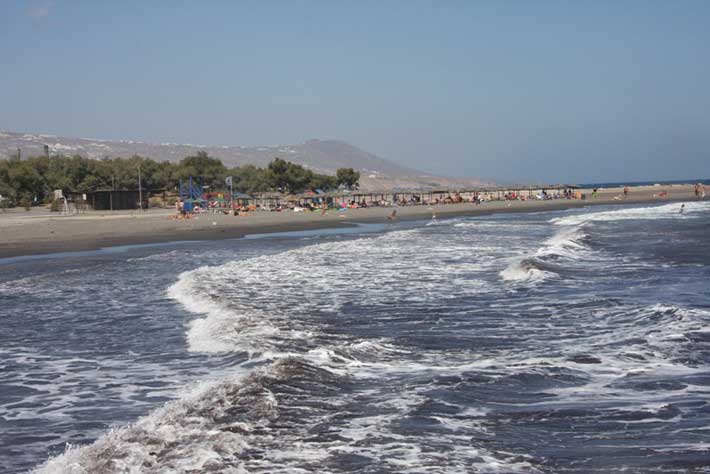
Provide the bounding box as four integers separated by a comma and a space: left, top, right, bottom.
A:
226, 176, 233, 213
138, 164, 143, 211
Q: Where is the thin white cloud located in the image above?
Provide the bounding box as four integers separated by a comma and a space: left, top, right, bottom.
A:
27, 0, 54, 20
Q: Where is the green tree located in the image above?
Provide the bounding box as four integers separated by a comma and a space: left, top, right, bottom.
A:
230, 164, 270, 194
266, 158, 291, 192
177, 151, 227, 190
309, 173, 337, 191
336, 168, 361, 190
0, 151, 344, 207
7, 161, 43, 198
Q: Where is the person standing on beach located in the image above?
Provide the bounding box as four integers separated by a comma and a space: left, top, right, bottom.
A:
623, 186, 629, 198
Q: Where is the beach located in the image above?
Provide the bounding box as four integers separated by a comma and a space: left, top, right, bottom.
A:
0, 184, 699, 258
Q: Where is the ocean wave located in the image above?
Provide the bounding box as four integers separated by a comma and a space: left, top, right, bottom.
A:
500, 225, 591, 283
32, 358, 325, 474
550, 201, 710, 226
500, 258, 558, 283
536, 225, 590, 260
13, 207, 710, 473
126, 250, 183, 263
167, 268, 293, 354
34, 355, 542, 474
168, 228, 495, 354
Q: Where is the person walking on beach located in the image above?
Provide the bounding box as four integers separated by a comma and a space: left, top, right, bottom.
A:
623, 186, 629, 198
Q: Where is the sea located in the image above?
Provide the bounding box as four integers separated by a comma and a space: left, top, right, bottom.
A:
1, 200, 710, 473
576, 179, 710, 189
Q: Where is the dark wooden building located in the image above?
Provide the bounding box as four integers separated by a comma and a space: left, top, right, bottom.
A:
85, 190, 148, 210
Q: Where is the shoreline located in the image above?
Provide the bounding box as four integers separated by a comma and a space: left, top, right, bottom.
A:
0, 185, 700, 259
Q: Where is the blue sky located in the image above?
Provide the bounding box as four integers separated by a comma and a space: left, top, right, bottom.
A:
1, 1, 708, 183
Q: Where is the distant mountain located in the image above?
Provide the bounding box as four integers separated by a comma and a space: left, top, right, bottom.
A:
0, 130, 492, 191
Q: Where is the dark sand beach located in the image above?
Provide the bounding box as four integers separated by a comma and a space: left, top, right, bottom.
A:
0, 184, 699, 258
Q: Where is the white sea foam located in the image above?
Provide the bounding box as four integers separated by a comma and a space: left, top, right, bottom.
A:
27, 211, 709, 473
168, 268, 285, 354
32, 362, 279, 474
32, 355, 537, 474
536, 225, 589, 259
550, 201, 710, 226
499, 261, 556, 282
500, 224, 590, 283
168, 228, 497, 354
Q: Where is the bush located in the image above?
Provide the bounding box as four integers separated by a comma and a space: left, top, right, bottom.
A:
19, 195, 32, 211
0, 185, 16, 208
50, 198, 62, 212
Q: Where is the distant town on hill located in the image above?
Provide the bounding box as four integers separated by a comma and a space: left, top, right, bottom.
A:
0, 130, 491, 192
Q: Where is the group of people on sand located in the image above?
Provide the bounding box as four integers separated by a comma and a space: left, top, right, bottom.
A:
174, 199, 190, 219
173, 198, 254, 220
695, 183, 706, 199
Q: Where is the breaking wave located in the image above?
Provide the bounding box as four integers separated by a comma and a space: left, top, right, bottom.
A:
34, 227, 545, 473
34, 359, 329, 474
168, 228, 493, 354
550, 201, 710, 226
500, 257, 557, 282
500, 225, 591, 283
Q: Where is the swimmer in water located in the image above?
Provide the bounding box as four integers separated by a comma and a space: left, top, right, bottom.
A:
680, 204, 685, 214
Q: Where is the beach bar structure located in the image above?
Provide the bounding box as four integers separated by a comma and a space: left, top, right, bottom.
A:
199, 184, 582, 212
296, 184, 581, 207
85, 190, 148, 210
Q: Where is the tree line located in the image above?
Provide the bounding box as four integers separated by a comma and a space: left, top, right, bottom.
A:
0, 152, 360, 208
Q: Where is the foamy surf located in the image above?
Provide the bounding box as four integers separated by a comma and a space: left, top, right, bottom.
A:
500, 258, 557, 282
167, 267, 286, 354
32, 359, 319, 474
11, 201, 710, 474
500, 224, 592, 283
168, 228, 499, 355
550, 201, 710, 226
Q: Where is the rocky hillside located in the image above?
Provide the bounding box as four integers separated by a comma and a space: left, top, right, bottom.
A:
0, 130, 491, 191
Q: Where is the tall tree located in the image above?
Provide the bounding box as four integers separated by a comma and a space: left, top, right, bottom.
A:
336, 168, 361, 190
177, 151, 227, 190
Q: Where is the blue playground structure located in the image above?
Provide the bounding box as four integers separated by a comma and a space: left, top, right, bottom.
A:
179, 176, 205, 212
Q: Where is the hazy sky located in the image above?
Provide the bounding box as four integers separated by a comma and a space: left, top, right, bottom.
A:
1, 1, 708, 183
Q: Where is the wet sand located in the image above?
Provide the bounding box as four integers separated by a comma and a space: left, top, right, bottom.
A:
0, 184, 700, 258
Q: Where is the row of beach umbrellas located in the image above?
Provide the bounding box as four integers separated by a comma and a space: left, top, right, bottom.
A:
183, 193, 252, 204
